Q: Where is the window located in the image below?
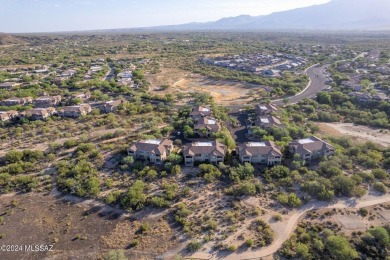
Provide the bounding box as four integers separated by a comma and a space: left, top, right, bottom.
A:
195, 154, 201, 157
186, 156, 192, 159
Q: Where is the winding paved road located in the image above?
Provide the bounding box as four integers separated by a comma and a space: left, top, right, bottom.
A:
271, 64, 330, 106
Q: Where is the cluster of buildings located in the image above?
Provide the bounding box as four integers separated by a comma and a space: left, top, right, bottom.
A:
248, 104, 284, 132
126, 102, 334, 168
84, 59, 105, 80
54, 69, 77, 83
340, 74, 390, 104
0, 93, 125, 122
127, 136, 334, 167
348, 92, 389, 104
199, 52, 306, 77
190, 106, 221, 137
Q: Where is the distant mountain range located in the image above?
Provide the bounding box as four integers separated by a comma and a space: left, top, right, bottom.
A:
149, 0, 390, 31
0, 33, 25, 45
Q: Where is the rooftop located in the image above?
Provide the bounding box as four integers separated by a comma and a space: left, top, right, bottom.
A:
248, 142, 266, 147
298, 138, 315, 144
194, 142, 213, 147
143, 140, 161, 145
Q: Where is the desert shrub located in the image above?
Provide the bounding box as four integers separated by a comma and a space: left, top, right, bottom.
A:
373, 182, 387, 193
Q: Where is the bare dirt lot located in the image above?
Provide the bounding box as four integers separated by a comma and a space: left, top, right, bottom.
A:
173, 75, 266, 105
0, 192, 178, 260
317, 123, 390, 147
146, 67, 267, 105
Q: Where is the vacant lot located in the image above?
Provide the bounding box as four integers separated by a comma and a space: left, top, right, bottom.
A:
318, 123, 390, 147
0, 192, 178, 260
173, 75, 267, 105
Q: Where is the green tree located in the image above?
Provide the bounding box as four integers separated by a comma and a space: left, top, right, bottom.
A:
317, 92, 332, 105
264, 165, 290, 181
325, 235, 358, 260
6, 150, 23, 163
104, 250, 127, 260
332, 175, 356, 196
121, 180, 147, 210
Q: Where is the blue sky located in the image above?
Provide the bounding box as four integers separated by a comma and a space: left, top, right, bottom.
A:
0, 0, 330, 33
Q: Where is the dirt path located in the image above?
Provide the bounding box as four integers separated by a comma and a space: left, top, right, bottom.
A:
189, 193, 390, 260
320, 123, 390, 147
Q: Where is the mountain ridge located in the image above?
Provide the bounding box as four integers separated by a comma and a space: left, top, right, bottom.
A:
149, 0, 390, 31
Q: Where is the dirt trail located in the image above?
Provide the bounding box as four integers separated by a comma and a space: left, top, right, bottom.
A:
320, 123, 390, 147
181, 194, 390, 260
187, 194, 390, 260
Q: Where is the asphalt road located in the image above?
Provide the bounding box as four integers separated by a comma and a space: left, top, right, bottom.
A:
272, 64, 330, 106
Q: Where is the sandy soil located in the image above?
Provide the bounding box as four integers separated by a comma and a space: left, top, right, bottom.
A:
0, 128, 122, 157
0, 192, 178, 260
147, 67, 188, 91
318, 123, 390, 147
218, 194, 390, 259
172, 75, 266, 105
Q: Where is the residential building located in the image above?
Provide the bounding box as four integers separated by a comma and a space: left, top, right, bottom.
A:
255, 115, 284, 129
1, 97, 33, 106
72, 92, 91, 101
194, 117, 221, 137
0, 110, 18, 122
183, 141, 226, 166
190, 106, 212, 123
255, 104, 279, 115
61, 69, 77, 77
127, 139, 173, 163
0, 82, 21, 90
237, 141, 282, 165
33, 95, 62, 108
58, 104, 92, 118
99, 99, 125, 113
23, 107, 56, 121
289, 136, 335, 162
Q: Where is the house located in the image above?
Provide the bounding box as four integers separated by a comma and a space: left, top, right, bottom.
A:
22, 107, 56, 121
183, 141, 226, 166
255, 104, 279, 116
262, 69, 279, 77
255, 115, 284, 129
194, 117, 221, 137
190, 106, 212, 123
61, 69, 77, 77
289, 136, 335, 163
117, 71, 132, 80
100, 99, 124, 113
1, 97, 33, 106
72, 92, 91, 101
276, 64, 292, 70
237, 141, 282, 166
0, 82, 21, 90
0, 110, 18, 122
127, 139, 173, 163
58, 104, 92, 118
348, 92, 372, 104
33, 96, 62, 108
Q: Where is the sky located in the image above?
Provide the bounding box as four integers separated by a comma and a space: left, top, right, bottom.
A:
0, 0, 331, 33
